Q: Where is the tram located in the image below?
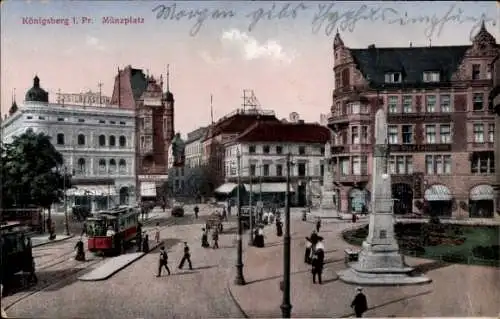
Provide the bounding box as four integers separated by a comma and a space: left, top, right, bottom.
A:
0, 222, 34, 287
86, 206, 140, 255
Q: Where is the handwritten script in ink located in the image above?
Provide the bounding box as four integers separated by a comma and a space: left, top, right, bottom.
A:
151, 2, 497, 39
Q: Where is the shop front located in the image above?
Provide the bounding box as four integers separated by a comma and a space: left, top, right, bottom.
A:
469, 184, 495, 218
424, 184, 453, 217
348, 188, 370, 214
138, 175, 168, 203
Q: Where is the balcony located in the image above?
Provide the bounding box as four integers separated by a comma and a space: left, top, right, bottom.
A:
335, 174, 370, 184
467, 142, 494, 152
328, 112, 371, 126
349, 144, 371, 153
331, 145, 349, 154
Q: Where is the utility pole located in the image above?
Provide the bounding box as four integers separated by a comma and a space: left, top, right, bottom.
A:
249, 166, 253, 246
259, 165, 263, 202
235, 150, 246, 285
280, 152, 292, 318
63, 166, 70, 235
98, 82, 103, 106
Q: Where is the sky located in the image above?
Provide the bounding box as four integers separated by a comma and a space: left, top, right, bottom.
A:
1, 1, 499, 136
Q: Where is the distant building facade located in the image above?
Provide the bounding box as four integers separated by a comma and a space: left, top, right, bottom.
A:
221, 121, 330, 206
56, 90, 111, 106
110, 65, 175, 202
2, 76, 136, 211
492, 55, 500, 218
328, 24, 498, 218
185, 126, 208, 168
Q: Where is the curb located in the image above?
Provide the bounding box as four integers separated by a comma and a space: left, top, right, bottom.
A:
226, 281, 249, 318
78, 241, 164, 281
32, 234, 75, 247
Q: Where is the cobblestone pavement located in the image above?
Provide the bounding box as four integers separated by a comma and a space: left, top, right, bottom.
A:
229, 219, 500, 318
5, 207, 246, 318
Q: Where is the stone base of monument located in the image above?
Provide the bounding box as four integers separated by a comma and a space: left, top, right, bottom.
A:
319, 191, 339, 218
337, 250, 432, 286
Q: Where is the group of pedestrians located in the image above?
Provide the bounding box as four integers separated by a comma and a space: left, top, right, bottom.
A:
201, 227, 219, 249
305, 230, 325, 284
157, 242, 194, 277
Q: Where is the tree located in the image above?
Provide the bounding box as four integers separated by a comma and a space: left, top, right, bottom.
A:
1, 129, 71, 219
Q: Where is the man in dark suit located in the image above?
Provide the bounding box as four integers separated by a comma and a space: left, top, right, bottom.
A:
178, 242, 193, 270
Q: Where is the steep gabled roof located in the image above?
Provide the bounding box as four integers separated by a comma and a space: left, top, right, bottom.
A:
236, 122, 330, 144
205, 113, 279, 140
350, 45, 469, 88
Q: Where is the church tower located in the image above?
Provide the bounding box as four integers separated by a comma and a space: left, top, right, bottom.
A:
163, 64, 175, 152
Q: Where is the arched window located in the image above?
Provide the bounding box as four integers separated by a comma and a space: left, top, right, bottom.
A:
99, 135, 106, 146
118, 159, 126, 174
109, 135, 116, 147
109, 159, 117, 173
77, 134, 86, 145
119, 135, 126, 147
77, 158, 86, 174
56, 133, 65, 145
98, 159, 106, 173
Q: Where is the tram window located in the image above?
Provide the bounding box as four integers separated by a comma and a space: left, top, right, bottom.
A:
120, 218, 125, 229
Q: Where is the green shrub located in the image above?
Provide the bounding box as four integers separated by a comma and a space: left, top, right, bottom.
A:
472, 245, 500, 261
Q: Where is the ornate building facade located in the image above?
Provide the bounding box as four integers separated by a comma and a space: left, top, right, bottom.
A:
110, 65, 175, 201
1, 76, 137, 211
328, 23, 499, 219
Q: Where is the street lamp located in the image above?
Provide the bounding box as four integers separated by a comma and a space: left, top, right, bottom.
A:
234, 149, 246, 285
248, 168, 254, 246
63, 165, 70, 235
280, 152, 293, 317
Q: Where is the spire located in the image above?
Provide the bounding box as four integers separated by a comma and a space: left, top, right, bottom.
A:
210, 94, 214, 124
166, 64, 170, 92
333, 30, 344, 49
473, 19, 496, 46
33, 75, 40, 88
9, 88, 18, 115
160, 74, 164, 89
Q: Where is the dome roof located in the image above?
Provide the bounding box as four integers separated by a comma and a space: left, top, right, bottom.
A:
473, 21, 496, 46
25, 76, 49, 102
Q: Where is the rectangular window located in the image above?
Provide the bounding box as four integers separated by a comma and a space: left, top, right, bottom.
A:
26, 116, 33, 119
473, 124, 484, 143
423, 71, 440, 82
472, 64, 480, 80
443, 155, 452, 174
473, 93, 484, 111
263, 164, 269, 176
144, 117, 152, 129
340, 157, 349, 176
276, 164, 283, 177
120, 121, 126, 125
349, 102, 360, 114
58, 117, 65, 122
488, 124, 495, 143
396, 156, 405, 174
440, 95, 451, 113
385, 72, 401, 83
388, 125, 398, 144
78, 118, 85, 123
351, 156, 361, 175
249, 145, 256, 154
99, 120, 105, 124
298, 146, 306, 155
425, 155, 434, 174
406, 156, 413, 174
426, 95, 436, 113
389, 156, 396, 174
425, 125, 436, 144
403, 96, 413, 113
276, 146, 282, 154
388, 96, 398, 113
263, 145, 270, 154
435, 156, 443, 174
351, 126, 360, 144
402, 125, 413, 144
250, 164, 256, 176
110, 121, 116, 124
38, 116, 46, 120
440, 125, 451, 143
361, 126, 368, 144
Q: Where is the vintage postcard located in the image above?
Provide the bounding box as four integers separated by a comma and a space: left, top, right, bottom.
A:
0, 1, 499, 318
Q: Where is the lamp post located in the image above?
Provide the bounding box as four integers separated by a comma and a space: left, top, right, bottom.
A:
280, 152, 292, 318
63, 166, 70, 235
249, 169, 254, 246
234, 150, 246, 285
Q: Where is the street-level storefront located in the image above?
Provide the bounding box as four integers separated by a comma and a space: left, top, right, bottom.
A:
469, 184, 495, 218
139, 175, 168, 203
424, 184, 453, 217
392, 183, 414, 215
66, 184, 117, 213
348, 188, 370, 213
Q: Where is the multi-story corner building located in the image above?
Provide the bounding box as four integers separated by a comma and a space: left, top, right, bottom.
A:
110, 65, 175, 202
202, 108, 280, 193
185, 126, 208, 168
491, 55, 500, 218
1, 76, 136, 212
221, 121, 330, 206
328, 23, 499, 219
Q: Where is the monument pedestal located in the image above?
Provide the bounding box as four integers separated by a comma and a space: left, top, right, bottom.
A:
319, 189, 339, 218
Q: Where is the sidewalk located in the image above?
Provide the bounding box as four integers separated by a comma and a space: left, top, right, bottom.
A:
227, 219, 500, 318
30, 233, 74, 247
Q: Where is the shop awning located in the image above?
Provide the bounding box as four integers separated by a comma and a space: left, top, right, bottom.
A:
424, 184, 452, 201
247, 183, 294, 193
66, 185, 116, 196
140, 182, 157, 197
215, 183, 238, 194
469, 185, 494, 201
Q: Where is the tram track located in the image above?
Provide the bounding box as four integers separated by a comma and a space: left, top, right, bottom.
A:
2, 215, 185, 311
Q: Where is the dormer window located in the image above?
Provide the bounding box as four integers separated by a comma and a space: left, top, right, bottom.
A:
423, 71, 440, 83
385, 72, 401, 84
472, 64, 480, 80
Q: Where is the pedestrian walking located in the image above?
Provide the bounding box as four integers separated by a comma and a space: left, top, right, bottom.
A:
212, 229, 219, 249
75, 237, 86, 261
316, 217, 322, 233
304, 237, 312, 264
81, 222, 87, 237
157, 246, 171, 277
178, 242, 193, 270
275, 217, 283, 237
311, 238, 325, 284
201, 228, 209, 248
142, 233, 150, 253
194, 205, 199, 219
155, 222, 161, 243
351, 287, 368, 317
222, 207, 227, 221
352, 213, 357, 223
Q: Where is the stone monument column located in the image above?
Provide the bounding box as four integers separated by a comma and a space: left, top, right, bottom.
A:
337, 109, 431, 285
319, 141, 339, 218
